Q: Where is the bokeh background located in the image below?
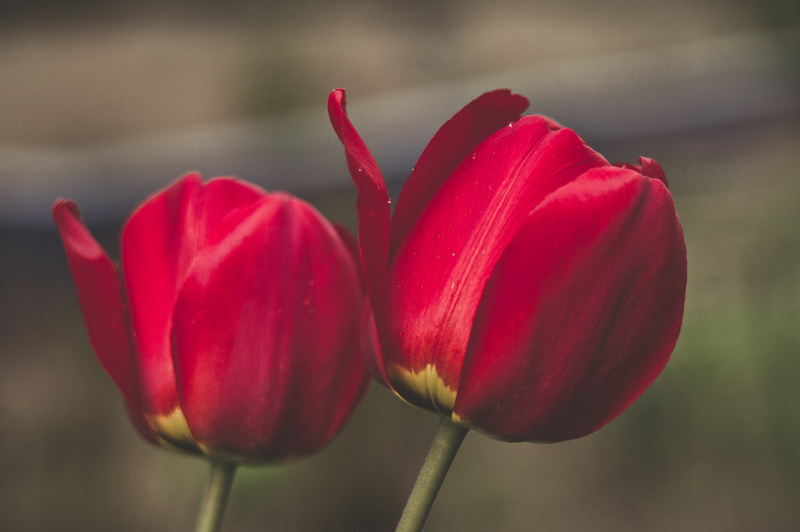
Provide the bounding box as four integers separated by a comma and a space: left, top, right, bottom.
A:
2, 1, 799, 530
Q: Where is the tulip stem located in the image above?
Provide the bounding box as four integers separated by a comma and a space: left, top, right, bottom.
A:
195, 460, 238, 532
396, 416, 469, 532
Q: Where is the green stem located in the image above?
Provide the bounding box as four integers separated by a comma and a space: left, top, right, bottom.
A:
195, 460, 238, 532
396, 417, 469, 532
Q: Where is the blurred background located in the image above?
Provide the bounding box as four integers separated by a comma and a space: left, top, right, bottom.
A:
1, 0, 799, 530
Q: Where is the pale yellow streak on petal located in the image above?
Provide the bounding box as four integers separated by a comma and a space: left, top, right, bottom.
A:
387, 362, 457, 414
145, 408, 201, 453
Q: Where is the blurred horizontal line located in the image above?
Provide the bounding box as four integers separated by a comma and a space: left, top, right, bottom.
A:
1, 25, 798, 225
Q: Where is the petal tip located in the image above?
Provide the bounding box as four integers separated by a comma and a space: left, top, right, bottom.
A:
639, 156, 669, 187
52, 198, 80, 221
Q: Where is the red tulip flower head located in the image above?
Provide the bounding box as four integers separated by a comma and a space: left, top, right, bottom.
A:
54, 174, 368, 463
329, 89, 686, 443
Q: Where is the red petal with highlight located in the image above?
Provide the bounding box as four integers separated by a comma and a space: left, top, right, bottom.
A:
384, 117, 607, 390
328, 89, 391, 318
172, 195, 368, 461
389, 90, 529, 257
455, 168, 686, 442
120, 174, 266, 417
120, 174, 203, 417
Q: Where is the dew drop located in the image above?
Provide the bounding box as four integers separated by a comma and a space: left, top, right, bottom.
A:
435, 232, 442, 239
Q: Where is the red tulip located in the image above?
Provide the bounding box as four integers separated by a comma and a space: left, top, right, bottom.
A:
329, 89, 686, 443
54, 173, 368, 462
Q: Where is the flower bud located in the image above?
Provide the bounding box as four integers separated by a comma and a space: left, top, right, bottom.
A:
54, 173, 368, 461
329, 89, 686, 442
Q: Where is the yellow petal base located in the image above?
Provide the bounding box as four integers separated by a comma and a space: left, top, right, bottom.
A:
387, 362, 458, 415
145, 408, 201, 453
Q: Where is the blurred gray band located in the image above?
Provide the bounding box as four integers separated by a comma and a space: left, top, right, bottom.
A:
1, 25, 797, 225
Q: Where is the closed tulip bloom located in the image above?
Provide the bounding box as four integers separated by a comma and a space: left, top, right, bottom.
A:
54, 173, 368, 463
329, 89, 686, 443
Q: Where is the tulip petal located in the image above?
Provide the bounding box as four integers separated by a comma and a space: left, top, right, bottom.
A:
52, 200, 156, 443
639, 156, 669, 186
199, 176, 272, 232
385, 118, 608, 400
120, 174, 203, 418
361, 297, 392, 388
390, 90, 529, 257
332, 221, 393, 386
328, 89, 391, 318
172, 195, 367, 462
120, 174, 265, 420
454, 167, 686, 442
615, 157, 668, 187
331, 222, 362, 286
330, 223, 393, 388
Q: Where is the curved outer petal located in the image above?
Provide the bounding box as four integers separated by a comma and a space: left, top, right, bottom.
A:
384, 117, 608, 411
360, 297, 391, 388
615, 156, 668, 187
639, 156, 668, 186
454, 167, 686, 442
332, 222, 363, 289
333, 221, 392, 386
52, 200, 156, 444
172, 194, 368, 462
328, 89, 391, 320
389, 90, 529, 257
120, 173, 265, 423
